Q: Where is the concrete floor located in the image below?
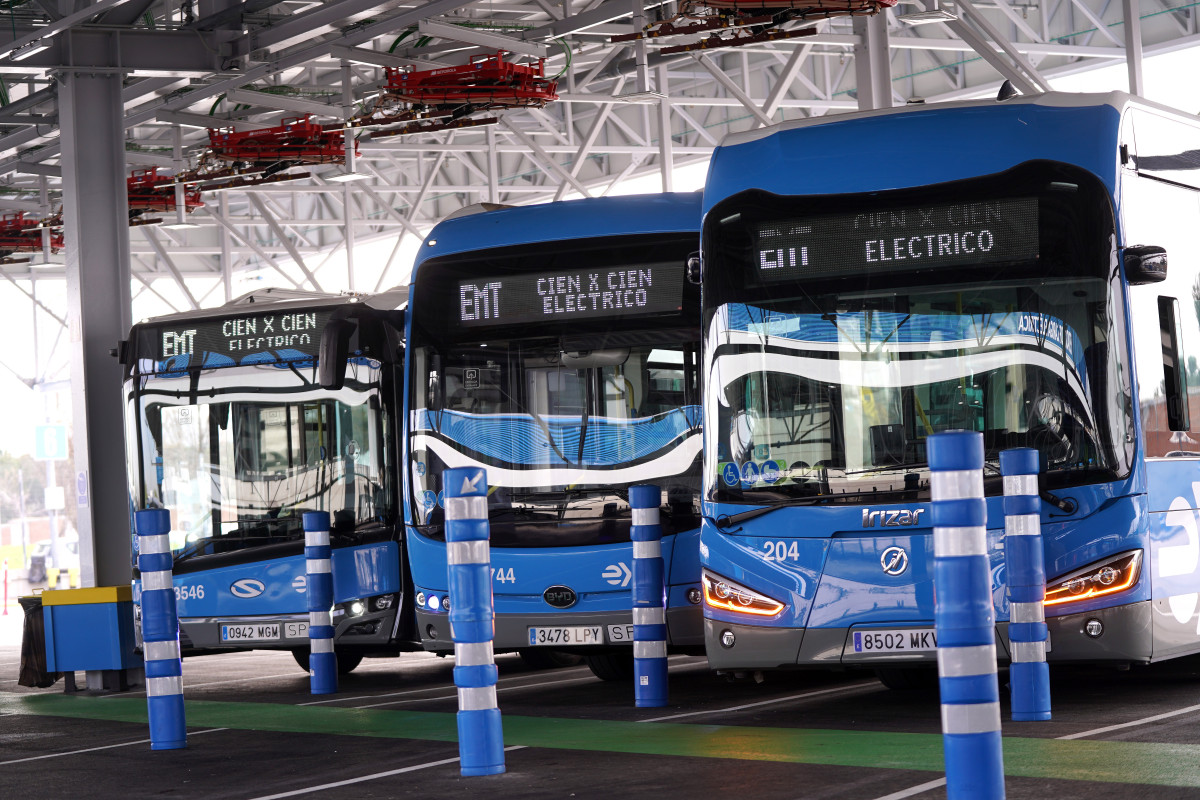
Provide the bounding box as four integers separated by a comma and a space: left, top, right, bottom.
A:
5, 641, 1200, 799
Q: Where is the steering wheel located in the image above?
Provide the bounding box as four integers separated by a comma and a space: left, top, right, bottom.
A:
1028, 393, 1077, 464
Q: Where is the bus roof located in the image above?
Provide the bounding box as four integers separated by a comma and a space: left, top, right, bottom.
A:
703, 91, 1195, 214
129, 285, 409, 331
414, 192, 702, 274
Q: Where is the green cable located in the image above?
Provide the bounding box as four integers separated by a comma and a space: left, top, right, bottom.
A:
0, 77, 9, 108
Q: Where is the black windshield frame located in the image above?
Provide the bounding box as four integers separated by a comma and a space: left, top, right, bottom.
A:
702, 161, 1132, 505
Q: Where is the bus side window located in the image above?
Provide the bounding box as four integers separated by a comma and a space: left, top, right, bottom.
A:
1158, 296, 1190, 432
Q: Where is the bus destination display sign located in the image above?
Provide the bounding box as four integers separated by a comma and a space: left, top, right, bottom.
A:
150, 309, 334, 364
753, 197, 1039, 283
456, 262, 683, 327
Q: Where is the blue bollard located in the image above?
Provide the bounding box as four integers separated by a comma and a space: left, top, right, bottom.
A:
929, 431, 1005, 800
630, 484, 667, 708
136, 508, 186, 751
303, 511, 336, 695
999, 448, 1051, 722
445, 466, 505, 777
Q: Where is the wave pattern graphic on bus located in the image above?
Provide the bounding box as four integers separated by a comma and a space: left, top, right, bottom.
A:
411, 406, 702, 466
723, 305, 1087, 373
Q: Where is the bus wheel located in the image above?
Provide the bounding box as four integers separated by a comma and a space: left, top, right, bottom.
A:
874, 667, 937, 691
292, 649, 365, 675
585, 652, 635, 681
518, 649, 583, 669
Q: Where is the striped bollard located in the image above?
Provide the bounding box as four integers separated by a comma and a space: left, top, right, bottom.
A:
929, 431, 1005, 799
445, 466, 505, 777
303, 511, 337, 695
1000, 448, 1051, 721
630, 484, 667, 708
136, 508, 186, 750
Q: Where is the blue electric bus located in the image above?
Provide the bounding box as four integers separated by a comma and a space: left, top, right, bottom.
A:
122, 287, 415, 672
699, 91, 1200, 685
404, 193, 703, 679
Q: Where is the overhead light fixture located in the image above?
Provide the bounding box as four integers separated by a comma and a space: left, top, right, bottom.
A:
161, 219, 200, 230
898, 1, 958, 24
614, 90, 666, 104
326, 170, 370, 183
10, 39, 50, 61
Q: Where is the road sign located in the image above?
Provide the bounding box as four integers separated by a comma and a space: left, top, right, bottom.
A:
34, 425, 68, 461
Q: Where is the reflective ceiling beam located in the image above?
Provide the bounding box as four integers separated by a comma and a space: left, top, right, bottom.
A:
987, 0, 1045, 45
199, 204, 308, 289
1065, 0, 1123, 46
142, 227, 201, 309
692, 54, 774, 127
248, 193, 325, 291
328, 44, 445, 69
501, 117, 592, 196
418, 19, 551, 58
952, 0, 1053, 91
656, 65, 672, 192
156, 110, 273, 131
762, 42, 817, 122
225, 87, 341, 117
553, 75, 625, 201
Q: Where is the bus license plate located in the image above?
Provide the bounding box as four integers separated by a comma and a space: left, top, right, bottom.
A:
527, 626, 604, 646
852, 629, 936, 653
221, 623, 280, 642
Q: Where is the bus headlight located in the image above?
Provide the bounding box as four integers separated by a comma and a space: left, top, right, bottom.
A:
702, 569, 785, 617
1045, 550, 1142, 607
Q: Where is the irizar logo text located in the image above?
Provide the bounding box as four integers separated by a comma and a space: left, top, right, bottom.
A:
862, 508, 925, 527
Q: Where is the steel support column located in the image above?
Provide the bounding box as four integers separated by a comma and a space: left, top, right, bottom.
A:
853, 14, 892, 110
58, 69, 132, 589
1123, 0, 1145, 96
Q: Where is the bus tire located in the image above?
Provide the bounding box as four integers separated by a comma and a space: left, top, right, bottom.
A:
518, 649, 583, 669
292, 648, 365, 675
585, 652, 635, 682
874, 667, 937, 691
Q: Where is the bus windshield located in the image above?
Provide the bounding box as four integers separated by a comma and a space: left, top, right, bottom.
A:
703, 163, 1133, 503
127, 360, 393, 557
409, 337, 702, 543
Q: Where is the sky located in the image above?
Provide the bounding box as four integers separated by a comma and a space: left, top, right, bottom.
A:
0, 47, 1196, 456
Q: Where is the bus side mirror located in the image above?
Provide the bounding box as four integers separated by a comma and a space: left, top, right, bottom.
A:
687, 252, 702, 285
1126, 245, 1167, 284
319, 318, 355, 390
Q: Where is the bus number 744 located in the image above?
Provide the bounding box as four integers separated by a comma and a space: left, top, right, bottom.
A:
491, 567, 516, 583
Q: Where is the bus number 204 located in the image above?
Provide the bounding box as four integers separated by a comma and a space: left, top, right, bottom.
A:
491, 567, 516, 583
762, 541, 800, 562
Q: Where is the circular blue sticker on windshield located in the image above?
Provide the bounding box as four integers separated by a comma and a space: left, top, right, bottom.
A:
421, 490, 437, 510
722, 462, 740, 486
416, 461, 426, 477
740, 461, 760, 486
437, 490, 445, 508
760, 460, 781, 484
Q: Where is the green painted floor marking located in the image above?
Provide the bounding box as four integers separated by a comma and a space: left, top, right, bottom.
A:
6, 692, 1200, 787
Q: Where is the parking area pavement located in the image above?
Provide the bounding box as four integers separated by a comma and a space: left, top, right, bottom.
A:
7, 645, 1200, 798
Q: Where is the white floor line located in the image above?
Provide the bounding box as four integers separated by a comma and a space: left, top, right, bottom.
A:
244, 746, 529, 800
640, 680, 881, 723
1056, 701, 1200, 740
352, 674, 603, 709
869, 777, 948, 800
111, 672, 304, 697
298, 664, 595, 706
0, 727, 228, 765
